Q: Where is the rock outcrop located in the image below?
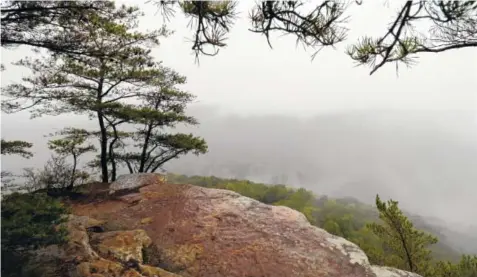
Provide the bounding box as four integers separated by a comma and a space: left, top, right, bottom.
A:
109, 173, 166, 195
69, 216, 179, 277
24, 214, 180, 277
90, 229, 152, 264
69, 174, 422, 277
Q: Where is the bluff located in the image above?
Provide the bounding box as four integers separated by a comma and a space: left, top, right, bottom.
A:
33, 173, 421, 277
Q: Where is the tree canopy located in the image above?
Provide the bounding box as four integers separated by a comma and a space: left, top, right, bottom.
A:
1, 1, 115, 55
1, 139, 33, 158
2, 1, 476, 75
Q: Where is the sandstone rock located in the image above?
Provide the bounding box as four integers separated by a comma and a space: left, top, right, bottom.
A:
140, 217, 154, 225
139, 264, 183, 277
119, 193, 144, 205
71, 183, 423, 277
75, 258, 123, 277
26, 214, 179, 277
122, 269, 143, 277
23, 215, 102, 277
71, 215, 106, 229
109, 173, 166, 195
91, 230, 152, 263
63, 215, 100, 262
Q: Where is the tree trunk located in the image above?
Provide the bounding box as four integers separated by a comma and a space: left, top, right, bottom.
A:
68, 153, 77, 190
108, 123, 120, 182
125, 160, 134, 174
97, 112, 109, 183
110, 150, 117, 182
138, 123, 153, 173
139, 98, 161, 172
96, 74, 109, 183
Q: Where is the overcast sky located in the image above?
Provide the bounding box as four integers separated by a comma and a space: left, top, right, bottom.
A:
1, 1, 477, 227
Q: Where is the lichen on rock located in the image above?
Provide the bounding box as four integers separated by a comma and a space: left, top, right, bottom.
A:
139, 264, 183, 277
68, 177, 424, 277
91, 230, 152, 264
31, 214, 181, 277
76, 258, 124, 277
109, 173, 166, 195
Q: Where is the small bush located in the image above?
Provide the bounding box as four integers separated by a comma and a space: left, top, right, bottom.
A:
22, 155, 91, 193
1, 192, 69, 277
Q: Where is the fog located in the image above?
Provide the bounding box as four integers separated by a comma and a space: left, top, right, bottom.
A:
1, 0, 477, 252
2, 106, 477, 228
164, 107, 477, 225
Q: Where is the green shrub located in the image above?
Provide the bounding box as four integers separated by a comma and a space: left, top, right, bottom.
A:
1, 192, 69, 277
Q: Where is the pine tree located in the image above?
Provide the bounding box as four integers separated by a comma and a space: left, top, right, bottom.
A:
1, 139, 33, 158
112, 67, 208, 174
1, 139, 33, 190
48, 131, 96, 190
435, 254, 477, 277
367, 195, 438, 276
2, 3, 206, 182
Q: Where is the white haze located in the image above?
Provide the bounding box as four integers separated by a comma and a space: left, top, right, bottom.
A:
2, 107, 477, 228
1, 0, 477, 251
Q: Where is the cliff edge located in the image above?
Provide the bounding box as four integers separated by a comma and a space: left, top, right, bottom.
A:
31, 173, 421, 277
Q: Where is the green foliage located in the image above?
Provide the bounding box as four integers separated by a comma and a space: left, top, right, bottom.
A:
0, 1, 116, 62
156, 1, 476, 74
1, 139, 33, 158
157, 1, 346, 58
48, 135, 95, 158
1, 192, 69, 277
2, 2, 168, 183
346, 1, 477, 74
349, 226, 386, 265
1, 139, 34, 190
274, 188, 318, 224
434, 254, 477, 277
3, 3, 205, 183
112, 72, 208, 174
367, 195, 438, 275
262, 184, 293, 204
1, 192, 69, 250
2, 1, 475, 76
221, 181, 268, 201
48, 132, 96, 190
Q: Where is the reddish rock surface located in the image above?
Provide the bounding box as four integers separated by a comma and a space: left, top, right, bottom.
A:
71, 176, 421, 277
